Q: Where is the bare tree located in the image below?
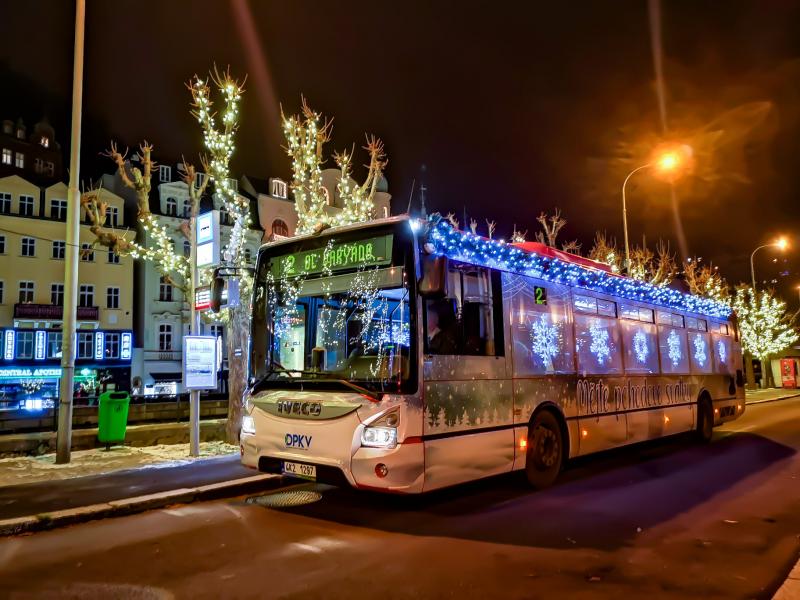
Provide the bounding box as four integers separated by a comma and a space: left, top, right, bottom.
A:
534, 209, 566, 247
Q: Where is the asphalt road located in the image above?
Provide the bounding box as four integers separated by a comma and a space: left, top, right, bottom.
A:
1, 399, 799, 600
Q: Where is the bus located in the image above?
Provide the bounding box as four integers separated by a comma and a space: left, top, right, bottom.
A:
240, 215, 744, 493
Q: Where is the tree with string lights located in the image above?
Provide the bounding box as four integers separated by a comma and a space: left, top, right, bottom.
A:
83, 67, 252, 441
282, 97, 388, 235
733, 286, 798, 388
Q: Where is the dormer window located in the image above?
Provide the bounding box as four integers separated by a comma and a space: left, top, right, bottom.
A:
165, 197, 177, 216
322, 187, 332, 205
159, 165, 171, 182
194, 172, 207, 191
270, 178, 287, 199
228, 178, 238, 192
16, 128, 24, 140
40, 136, 49, 148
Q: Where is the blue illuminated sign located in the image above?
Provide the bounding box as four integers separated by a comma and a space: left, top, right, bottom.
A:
35, 331, 46, 360
121, 332, 132, 360
95, 332, 104, 360
3, 331, 14, 360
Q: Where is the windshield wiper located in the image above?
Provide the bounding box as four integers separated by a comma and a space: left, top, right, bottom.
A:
266, 368, 381, 401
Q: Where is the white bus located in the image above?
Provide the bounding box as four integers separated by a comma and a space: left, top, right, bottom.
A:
240, 215, 744, 492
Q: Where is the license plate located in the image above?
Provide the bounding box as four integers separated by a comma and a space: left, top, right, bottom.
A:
281, 461, 316, 481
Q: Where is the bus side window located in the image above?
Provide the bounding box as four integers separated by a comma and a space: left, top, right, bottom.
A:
424, 264, 503, 356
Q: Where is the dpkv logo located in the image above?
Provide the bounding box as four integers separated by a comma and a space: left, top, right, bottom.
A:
284, 433, 313, 449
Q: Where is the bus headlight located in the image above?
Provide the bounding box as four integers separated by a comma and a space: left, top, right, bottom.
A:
361, 426, 397, 449
241, 415, 256, 435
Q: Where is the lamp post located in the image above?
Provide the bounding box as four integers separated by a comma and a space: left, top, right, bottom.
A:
621, 148, 689, 271
750, 237, 788, 290
56, 0, 85, 464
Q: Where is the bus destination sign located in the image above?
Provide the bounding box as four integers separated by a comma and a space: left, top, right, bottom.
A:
271, 234, 393, 278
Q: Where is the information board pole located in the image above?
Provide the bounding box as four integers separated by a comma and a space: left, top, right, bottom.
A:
189, 213, 200, 457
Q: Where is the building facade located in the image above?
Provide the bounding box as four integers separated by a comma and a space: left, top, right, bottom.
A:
0, 118, 63, 185
0, 175, 133, 409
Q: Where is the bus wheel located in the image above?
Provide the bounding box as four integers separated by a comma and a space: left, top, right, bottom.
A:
697, 396, 714, 443
525, 411, 563, 489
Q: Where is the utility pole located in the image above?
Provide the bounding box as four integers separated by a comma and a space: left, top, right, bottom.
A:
56, 0, 86, 464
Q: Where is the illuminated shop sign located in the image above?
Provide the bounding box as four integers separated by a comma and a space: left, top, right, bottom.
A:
270, 234, 393, 278
3, 331, 14, 360
0, 367, 62, 379
121, 332, 132, 360
95, 332, 105, 360
35, 331, 46, 360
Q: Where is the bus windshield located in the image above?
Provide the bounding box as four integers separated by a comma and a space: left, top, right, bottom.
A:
250, 225, 417, 394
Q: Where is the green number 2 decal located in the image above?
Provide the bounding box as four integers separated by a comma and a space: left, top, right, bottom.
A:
535, 287, 547, 305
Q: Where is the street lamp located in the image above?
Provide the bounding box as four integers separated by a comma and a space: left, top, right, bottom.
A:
621, 145, 691, 271
750, 237, 788, 290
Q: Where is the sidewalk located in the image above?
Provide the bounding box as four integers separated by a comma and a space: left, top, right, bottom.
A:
745, 388, 800, 405
0, 446, 281, 536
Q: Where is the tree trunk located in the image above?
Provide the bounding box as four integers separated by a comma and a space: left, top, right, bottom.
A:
744, 352, 756, 389
225, 304, 249, 443
763, 355, 774, 388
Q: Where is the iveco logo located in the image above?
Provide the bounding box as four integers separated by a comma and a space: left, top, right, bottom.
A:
277, 400, 322, 417
285, 433, 313, 449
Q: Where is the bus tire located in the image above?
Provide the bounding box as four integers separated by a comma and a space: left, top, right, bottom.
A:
525, 410, 563, 489
697, 396, 714, 443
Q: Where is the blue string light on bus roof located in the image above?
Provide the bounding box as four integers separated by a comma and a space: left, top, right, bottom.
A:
423, 216, 732, 319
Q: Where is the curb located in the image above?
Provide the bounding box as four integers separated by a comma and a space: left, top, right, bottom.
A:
746, 393, 800, 406
773, 559, 800, 600
0, 473, 283, 537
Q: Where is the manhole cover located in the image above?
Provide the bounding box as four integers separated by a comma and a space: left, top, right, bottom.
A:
246, 490, 322, 508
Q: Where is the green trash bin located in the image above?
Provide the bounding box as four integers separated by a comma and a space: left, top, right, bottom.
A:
97, 391, 131, 448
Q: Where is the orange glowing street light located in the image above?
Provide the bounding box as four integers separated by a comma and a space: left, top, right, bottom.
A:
751, 237, 789, 290
621, 144, 692, 271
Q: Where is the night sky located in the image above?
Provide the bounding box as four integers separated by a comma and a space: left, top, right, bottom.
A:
2, 0, 800, 303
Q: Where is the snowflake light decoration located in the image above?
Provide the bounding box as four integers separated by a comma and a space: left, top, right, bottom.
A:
530, 314, 560, 368
667, 329, 682, 367
693, 334, 707, 367
589, 320, 611, 364
718, 340, 727, 365
633, 330, 649, 363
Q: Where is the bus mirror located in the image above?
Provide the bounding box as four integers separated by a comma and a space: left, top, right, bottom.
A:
210, 271, 225, 313
419, 255, 448, 298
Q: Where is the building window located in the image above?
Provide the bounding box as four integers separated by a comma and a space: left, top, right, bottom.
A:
80, 243, 94, 262
183, 240, 191, 258
16, 331, 34, 359
182, 198, 191, 218
18, 281, 34, 303
16, 127, 24, 140
159, 165, 171, 182
21, 237, 35, 257
105, 206, 119, 226
194, 172, 206, 190
0, 193, 10, 213
158, 323, 173, 351
40, 136, 49, 148
47, 332, 62, 358
322, 187, 332, 206
51, 283, 64, 306
0, 235, 5, 254
1, 149, 11, 165
106, 287, 120, 309
105, 333, 120, 358
220, 210, 232, 226
15, 152, 24, 168
77, 332, 93, 359
34, 158, 44, 174
272, 218, 289, 237
270, 178, 287, 198
50, 198, 67, 220
244, 248, 252, 263
165, 197, 177, 216
107, 248, 120, 264
159, 276, 173, 302
0, 281, 3, 304
79, 284, 94, 307
52, 240, 66, 259
44, 161, 54, 177
19, 195, 34, 216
